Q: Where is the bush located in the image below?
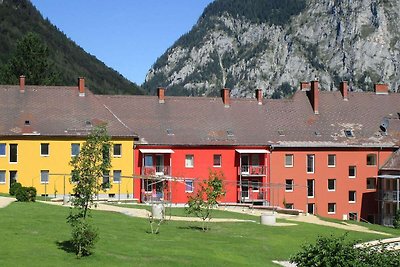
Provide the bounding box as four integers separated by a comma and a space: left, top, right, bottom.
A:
393, 209, 400, 229
15, 186, 36, 202
70, 219, 98, 257
9, 182, 22, 196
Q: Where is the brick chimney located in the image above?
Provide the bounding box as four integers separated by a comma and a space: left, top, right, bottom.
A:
255, 89, 263, 105
221, 88, 230, 107
300, 81, 310, 91
307, 80, 319, 114
374, 83, 389, 95
157, 87, 165, 103
340, 81, 348, 101
19, 75, 25, 93
78, 77, 85, 96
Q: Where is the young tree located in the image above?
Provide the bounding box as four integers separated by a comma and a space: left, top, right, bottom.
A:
68, 125, 111, 257
0, 32, 60, 85
186, 170, 225, 231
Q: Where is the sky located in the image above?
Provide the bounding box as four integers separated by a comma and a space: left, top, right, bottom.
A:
30, 0, 214, 85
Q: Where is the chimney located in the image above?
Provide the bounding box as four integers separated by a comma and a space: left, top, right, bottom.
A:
300, 81, 310, 91
307, 79, 319, 114
78, 77, 85, 96
19, 75, 25, 93
221, 88, 230, 107
256, 89, 263, 105
340, 81, 348, 101
157, 87, 165, 103
374, 83, 389, 95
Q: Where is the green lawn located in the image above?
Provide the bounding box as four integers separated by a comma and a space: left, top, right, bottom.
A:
0, 202, 397, 267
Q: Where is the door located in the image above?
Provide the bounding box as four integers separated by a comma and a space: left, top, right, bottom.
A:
241, 155, 249, 174
144, 154, 154, 175
241, 180, 249, 200
155, 154, 164, 175
9, 171, 17, 188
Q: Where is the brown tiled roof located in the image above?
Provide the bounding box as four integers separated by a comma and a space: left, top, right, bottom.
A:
99, 90, 400, 147
381, 149, 400, 171
0, 85, 136, 138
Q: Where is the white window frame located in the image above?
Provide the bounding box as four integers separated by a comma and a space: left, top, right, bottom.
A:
40, 143, 49, 157
113, 170, 121, 184
185, 179, 194, 192
285, 154, 294, 167
285, 179, 294, 192
0, 143, 6, 157
307, 179, 315, 198
0, 170, 6, 184
327, 154, 336, 167
327, 179, 336, 192
213, 154, 222, 167
328, 203, 336, 214
307, 203, 315, 214
349, 191, 356, 203
252, 181, 260, 192
40, 170, 49, 184
185, 154, 194, 168
113, 144, 122, 157
349, 166, 356, 178
71, 143, 80, 157
307, 154, 315, 173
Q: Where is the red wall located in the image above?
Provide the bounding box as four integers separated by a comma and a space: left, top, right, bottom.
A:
270, 148, 393, 221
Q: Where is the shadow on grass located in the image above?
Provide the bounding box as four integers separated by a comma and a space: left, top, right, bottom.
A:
56, 240, 75, 254
177, 225, 206, 231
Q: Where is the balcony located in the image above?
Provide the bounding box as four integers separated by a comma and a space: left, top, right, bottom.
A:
143, 166, 171, 176
239, 165, 266, 176
378, 190, 400, 202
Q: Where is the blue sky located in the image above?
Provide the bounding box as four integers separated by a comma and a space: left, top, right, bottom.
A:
30, 0, 214, 85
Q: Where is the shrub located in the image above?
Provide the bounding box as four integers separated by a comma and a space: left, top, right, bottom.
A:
9, 182, 22, 196
15, 186, 36, 202
70, 219, 98, 257
393, 209, 400, 229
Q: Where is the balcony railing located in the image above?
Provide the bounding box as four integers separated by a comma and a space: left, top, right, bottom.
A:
378, 190, 400, 202
143, 166, 171, 176
239, 165, 266, 176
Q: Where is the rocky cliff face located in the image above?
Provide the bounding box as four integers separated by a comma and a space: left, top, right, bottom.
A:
143, 0, 400, 98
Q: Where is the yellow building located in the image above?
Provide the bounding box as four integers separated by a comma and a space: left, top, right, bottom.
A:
0, 77, 137, 200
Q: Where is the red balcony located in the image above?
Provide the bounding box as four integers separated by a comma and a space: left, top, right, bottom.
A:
239, 165, 266, 176
143, 166, 171, 176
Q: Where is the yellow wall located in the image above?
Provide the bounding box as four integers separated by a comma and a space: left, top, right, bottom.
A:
0, 138, 134, 199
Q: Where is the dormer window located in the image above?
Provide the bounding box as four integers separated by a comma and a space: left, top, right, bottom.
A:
344, 130, 354, 137
24, 120, 30, 126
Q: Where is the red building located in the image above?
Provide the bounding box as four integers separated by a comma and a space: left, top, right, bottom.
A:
99, 81, 400, 223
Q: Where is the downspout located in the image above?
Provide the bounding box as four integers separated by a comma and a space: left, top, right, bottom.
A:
239, 153, 242, 204
268, 145, 273, 206
132, 144, 136, 199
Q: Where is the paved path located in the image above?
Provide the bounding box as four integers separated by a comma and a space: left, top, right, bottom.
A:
0, 196, 15, 208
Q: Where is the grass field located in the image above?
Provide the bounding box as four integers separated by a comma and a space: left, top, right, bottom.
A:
0, 201, 397, 266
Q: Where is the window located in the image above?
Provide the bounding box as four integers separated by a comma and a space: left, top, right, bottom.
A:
185, 179, 194, 192
251, 154, 259, 166
40, 170, 49, 184
285, 179, 294, 191
349, 191, 356, 203
307, 203, 315, 214
9, 171, 17, 185
328, 179, 336, 191
213, 154, 221, 167
102, 171, 110, 189
113, 144, 122, 157
40, 143, 49, 156
328, 154, 336, 167
0, 143, 5, 156
285, 154, 293, 167
71, 143, 80, 156
285, 203, 294, 209
185, 154, 194, 168
366, 154, 377, 166
367, 178, 376, 189
144, 179, 152, 192
113, 170, 121, 183
307, 179, 315, 198
0, 171, 5, 184
328, 203, 336, 214
307, 154, 315, 173
344, 130, 354, 137
9, 144, 17, 163
349, 166, 356, 178
252, 181, 260, 191
349, 212, 358, 221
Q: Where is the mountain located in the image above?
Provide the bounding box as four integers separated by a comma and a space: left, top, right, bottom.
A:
143, 0, 400, 98
0, 0, 143, 94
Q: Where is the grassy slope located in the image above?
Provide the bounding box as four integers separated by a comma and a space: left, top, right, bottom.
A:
0, 202, 397, 266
